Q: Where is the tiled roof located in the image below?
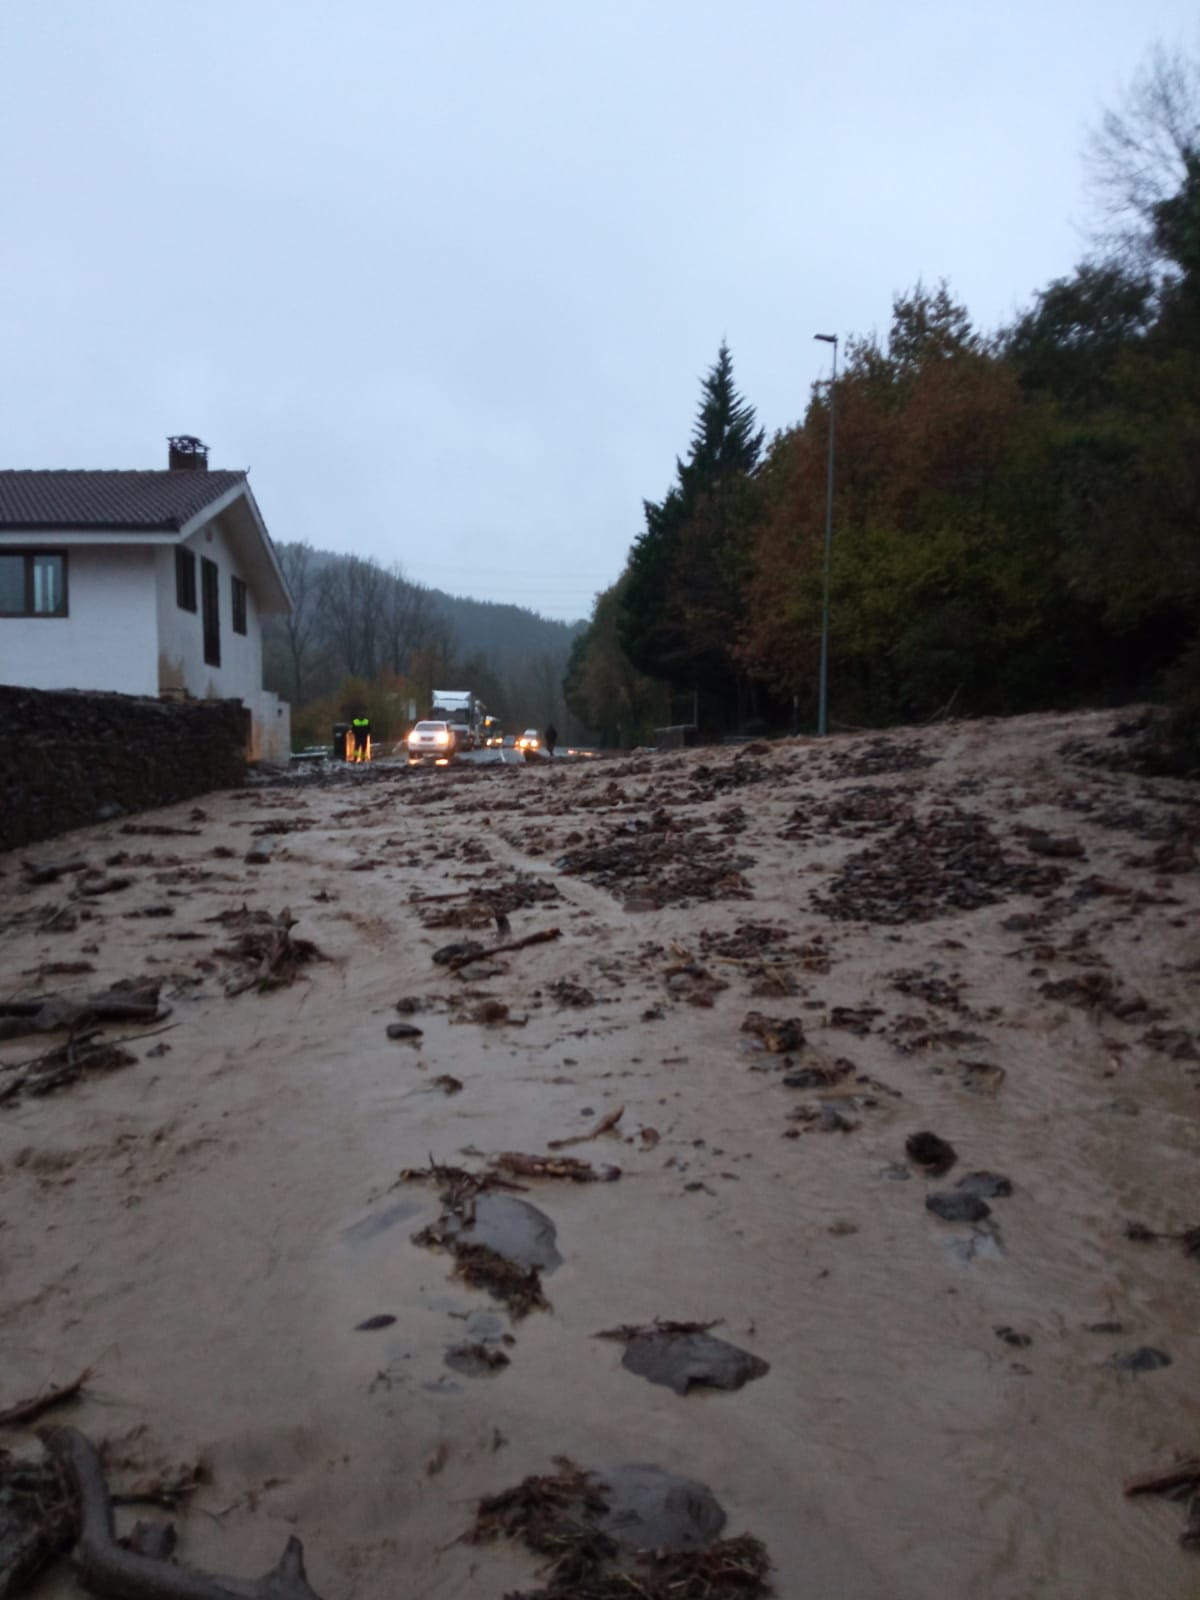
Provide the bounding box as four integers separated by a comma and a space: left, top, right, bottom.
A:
0, 470, 248, 531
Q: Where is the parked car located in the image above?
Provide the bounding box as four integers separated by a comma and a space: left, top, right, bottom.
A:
407, 720, 455, 764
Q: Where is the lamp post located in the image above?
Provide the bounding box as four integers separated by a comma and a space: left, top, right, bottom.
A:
813, 333, 837, 736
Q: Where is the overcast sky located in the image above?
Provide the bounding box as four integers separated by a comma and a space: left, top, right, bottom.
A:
2, 2, 1195, 622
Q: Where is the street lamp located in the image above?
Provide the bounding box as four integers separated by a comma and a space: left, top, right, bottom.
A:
813, 333, 838, 737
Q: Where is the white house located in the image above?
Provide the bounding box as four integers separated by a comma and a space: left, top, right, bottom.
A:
0, 437, 292, 761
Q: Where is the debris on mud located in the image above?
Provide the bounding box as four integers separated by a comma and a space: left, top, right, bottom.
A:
548, 1105, 624, 1149
355, 1315, 396, 1331
0, 979, 164, 1043
1125, 1458, 1200, 1551
664, 962, 729, 1007
547, 979, 595, 1009
213, 909, 325, 996
445, 1342, 510, 1377
0, 1443, 77, 1598
1123, 1221, 1200, 1263
410, 1181, 560, 1318
0, 1031, 139, 1107
556, 814, 754, 910
740, 1012, 804, 1054
814, 807, 1063, 924
1111, 1347, 1172, 1375
781, 1058, 852, 1090
905, 1131, 957, 1176
595, 1320, 769, 1395
926, 1191, 991, 1223
470, 1457, 771, 1599
414, 1227, 549, 1318
43, 1427, 328, 1600
489, 1152, 620, 1183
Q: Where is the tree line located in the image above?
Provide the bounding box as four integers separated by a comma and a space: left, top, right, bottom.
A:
565, 45, 1200, 768
261, 543, 583, 748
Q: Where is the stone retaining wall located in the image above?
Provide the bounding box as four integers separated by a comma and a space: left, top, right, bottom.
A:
0, 685, 248, 853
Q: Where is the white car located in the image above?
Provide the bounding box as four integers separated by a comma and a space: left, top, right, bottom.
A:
407, 720, 455, 764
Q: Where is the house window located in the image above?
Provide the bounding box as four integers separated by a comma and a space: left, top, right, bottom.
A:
176, 547, 197, 612
201, 556, 221, 667
231, 575, 247, 635
0, 551, 68, 617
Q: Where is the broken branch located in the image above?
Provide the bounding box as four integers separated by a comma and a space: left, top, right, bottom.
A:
43, 1427, 328, 1600
447, 927, 561, 971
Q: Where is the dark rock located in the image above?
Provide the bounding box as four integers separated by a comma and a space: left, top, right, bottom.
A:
926, 1191, 991, 1223
439, 1194, 562, 1272
906, 1130, 957, 1176
355, 1314, 397, 1331
432, 939, 485, 966
1111, 1346, 1171, 1374
386, 1021, 423, 1041
994, 1325, 1032, 1348
955, 1171, 1013, 1199
596, 1463, 726, 1553
619, 1331, 770, 1396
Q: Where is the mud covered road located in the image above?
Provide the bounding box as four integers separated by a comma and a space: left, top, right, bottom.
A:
2, 708, 1198, 1598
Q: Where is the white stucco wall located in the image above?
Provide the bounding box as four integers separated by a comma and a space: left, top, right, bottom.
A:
0, 545, 159, 694
155, 514, 265, 704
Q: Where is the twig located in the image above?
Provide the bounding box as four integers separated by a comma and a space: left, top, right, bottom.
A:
447, 926, 561, 970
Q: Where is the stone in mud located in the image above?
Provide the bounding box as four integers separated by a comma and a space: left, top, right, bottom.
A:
440, 1193, 562, 1273
954, 1171, 1013, 1200
1111, 1346, 1171, 1374
386, 1021, 423, 1042
619, 1330, 770, 1396
906, 1130, 957, 1176
432, 939, 485, 966
596, 1463, 726, 1553
926, 1191, 991, 1223
355, 1314, 396, 1331
994, 1325, 1032, 1348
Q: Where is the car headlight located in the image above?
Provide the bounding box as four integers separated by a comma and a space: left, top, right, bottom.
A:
435, 731, 449, 744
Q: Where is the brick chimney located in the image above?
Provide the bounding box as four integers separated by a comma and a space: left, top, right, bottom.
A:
168, 435, 208, 471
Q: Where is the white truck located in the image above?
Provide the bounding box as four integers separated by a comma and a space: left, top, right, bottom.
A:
429, 689, 484, 751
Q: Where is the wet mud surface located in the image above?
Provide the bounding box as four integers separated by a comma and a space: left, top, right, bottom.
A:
2, 707, 1199, 1598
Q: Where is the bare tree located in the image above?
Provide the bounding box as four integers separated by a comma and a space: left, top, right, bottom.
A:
1086, 40, 1200, 269
275, 541, 325, 704
318, 555, 389, 679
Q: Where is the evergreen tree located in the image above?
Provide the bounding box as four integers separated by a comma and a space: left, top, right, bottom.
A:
619, 343, 763, 719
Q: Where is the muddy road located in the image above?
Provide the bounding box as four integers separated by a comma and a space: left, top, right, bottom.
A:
2, 708, 1198, 1598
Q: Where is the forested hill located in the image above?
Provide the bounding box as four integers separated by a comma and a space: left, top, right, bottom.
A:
428, 590, 585, 671
261, 540, 588, 742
